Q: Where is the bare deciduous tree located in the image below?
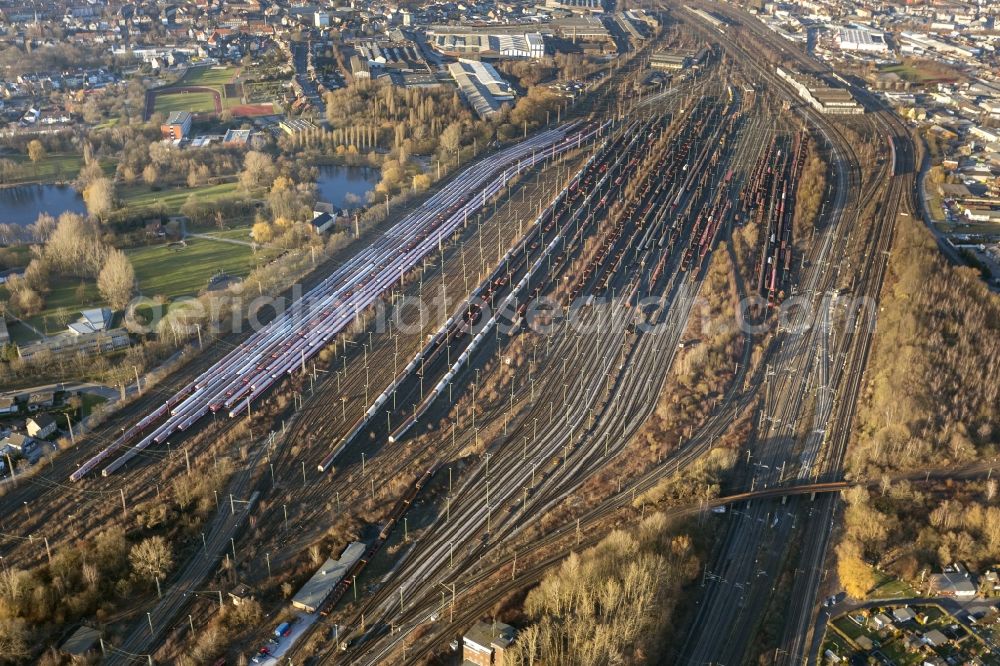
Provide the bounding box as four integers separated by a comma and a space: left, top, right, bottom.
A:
239, 150, 276, 191
129, 536, 174, 582
97, 248, 136, 310
83, 177, 115, 221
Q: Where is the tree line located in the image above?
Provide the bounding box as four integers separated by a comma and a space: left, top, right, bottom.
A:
505, 513, 701, 665
836, 211, 1000, 598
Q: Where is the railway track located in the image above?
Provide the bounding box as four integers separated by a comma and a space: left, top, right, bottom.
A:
673, 2, 915, 663
290, 80, 807, 664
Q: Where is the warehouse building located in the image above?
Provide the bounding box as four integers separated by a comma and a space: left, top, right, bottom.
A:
776, 67, 863, 115
838, 27, 889, 53
650, 51, 689, 70
428, 30, 545, 59
292, 542, 366, 613
448, 59, 516, 119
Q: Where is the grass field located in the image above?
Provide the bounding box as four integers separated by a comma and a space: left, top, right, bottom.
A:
181, 65, 239, 86
1, 153, 112, 186
153, 90, 219, 115
118, 182, 243, 214
0, 276, 104, 336
880, 61, 959, 85
880, 63, 925, 82
128, 237, 274, 301
833, 616, 865, 641
868, 570, 918, 599
4, 153, 83, 182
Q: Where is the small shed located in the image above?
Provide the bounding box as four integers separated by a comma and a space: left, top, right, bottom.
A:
871, 613, 893, 630
27, 391, 55, 411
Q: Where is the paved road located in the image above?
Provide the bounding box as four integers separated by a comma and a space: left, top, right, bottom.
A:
0, 381, 121, 403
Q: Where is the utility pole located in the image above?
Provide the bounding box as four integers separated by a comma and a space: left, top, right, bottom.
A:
64, 413, 75, 447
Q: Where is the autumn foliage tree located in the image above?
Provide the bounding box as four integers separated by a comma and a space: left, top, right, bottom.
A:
836, 538, 875, 599
850, 214, 999, 476
27, 139, 45, 164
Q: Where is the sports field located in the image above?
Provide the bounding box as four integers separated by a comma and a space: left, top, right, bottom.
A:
145, 65, 243, 119
153, 90, 220, 115
181, 65, 239, 86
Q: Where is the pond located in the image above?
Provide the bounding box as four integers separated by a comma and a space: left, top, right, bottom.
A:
315, 165, 380, 210
0, 183, 87, 226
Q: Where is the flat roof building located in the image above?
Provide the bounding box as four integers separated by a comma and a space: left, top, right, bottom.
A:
545, 0, 603, 14
278, 118, 318, 135
838, 27, 889, 53
160, 110, 192, 140
551, 16, 611, 41
18, 328, 130, 362
224, 129, 252, 145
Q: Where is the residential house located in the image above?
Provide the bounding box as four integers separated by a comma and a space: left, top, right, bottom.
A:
26, 413, 57, 439
892, 606, 917, 623
0, 433, 34, 455
922, 629, 948, 647
0, 396, 17, 415
929, 564, 977, 598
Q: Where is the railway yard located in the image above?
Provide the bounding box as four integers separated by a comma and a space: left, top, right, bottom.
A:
0, 1, 944, 665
